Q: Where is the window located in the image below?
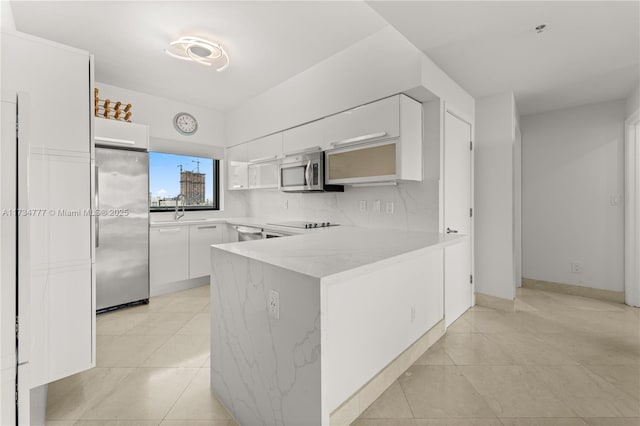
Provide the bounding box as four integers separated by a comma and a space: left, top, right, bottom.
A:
149, 152, 220, 211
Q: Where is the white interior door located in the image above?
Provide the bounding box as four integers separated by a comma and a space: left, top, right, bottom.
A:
443, 111, 472, 326
514, 125, 522, 288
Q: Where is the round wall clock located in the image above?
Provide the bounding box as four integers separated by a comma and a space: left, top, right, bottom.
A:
173, 112, 198, 136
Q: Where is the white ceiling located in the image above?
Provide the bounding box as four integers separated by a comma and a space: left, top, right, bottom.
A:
367, 1, 639, 116
11, 1, 639, 116
10, 1, 388, 112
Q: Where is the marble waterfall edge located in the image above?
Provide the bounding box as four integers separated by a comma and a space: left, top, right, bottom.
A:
210, 248, 322, 425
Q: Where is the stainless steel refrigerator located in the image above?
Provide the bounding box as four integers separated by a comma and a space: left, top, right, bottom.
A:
96, 146, 149, 312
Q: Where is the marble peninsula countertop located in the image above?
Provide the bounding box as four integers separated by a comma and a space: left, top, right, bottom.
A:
211, 220, 466, 280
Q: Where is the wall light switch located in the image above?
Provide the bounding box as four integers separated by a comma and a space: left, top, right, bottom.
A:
359, 200, 367, 212
385, 201, 394, 214
373, 200, 381, 213
570, 262, 583, 274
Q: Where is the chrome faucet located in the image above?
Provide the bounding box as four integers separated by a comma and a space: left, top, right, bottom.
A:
175, 193, 185, 220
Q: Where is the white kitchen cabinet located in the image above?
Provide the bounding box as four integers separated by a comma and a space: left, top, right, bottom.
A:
248, 162, 279, 189
2, 30, 94, 388
189, 223, 224, 278
282, 119, 328, 156
226, 142, 248, 190
247, 132, 282, 162
95, 117, 149, 150
325, 95, 422, 184
324, 96, 400, 149
247, 133, 282, 189
150, 226, 189, 290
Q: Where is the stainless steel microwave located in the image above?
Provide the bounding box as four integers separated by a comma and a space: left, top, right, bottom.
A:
279, 150, 343, 193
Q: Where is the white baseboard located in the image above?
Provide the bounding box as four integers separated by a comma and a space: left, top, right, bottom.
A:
522, 278, 624, 304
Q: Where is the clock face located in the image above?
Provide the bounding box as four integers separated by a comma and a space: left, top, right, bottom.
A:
174, 112, 198, 135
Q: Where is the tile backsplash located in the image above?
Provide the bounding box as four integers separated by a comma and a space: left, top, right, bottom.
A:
236, 179, 439, 232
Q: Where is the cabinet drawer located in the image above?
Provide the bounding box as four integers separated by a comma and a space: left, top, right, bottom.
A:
95, 118, 149, 150
324, 96, 399, 149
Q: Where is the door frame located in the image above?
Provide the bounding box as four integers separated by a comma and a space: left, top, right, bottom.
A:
442, 106, 475, 306
625, 109, 640, 307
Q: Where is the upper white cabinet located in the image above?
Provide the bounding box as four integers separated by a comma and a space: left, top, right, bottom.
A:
95, 118, 149, 150
227, 133, 282, 190
324, 96, 400, 149
229, 94, 423, 189
325, 95, 422, 185
189, 223, 224, 279
247, 132, 282, 162
226, 142, 249, 190
282, 119, 328, 156
247, 133, 282, 189
2, 31, 94, 387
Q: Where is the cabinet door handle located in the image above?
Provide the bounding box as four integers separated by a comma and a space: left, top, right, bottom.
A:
159, 227, 181, 233
283, 145, 322, 157
95, 136, 136, 145
95, 165, 99, 248
330, 132, 387, 148
197, 225, 218, 230
446, 227, 459, 234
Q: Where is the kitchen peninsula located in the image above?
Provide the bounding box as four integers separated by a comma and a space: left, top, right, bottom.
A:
209, 224, 464, 425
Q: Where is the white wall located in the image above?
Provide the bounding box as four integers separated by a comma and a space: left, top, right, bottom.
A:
96, 83, 226, 150
474, 92, 518, 300
225, 26, 423, 145
224, 25, 473, 146
627, 82, 640, 117
223, 25, 474, 232
522, 99, 626, 292
95, 83, 247, 218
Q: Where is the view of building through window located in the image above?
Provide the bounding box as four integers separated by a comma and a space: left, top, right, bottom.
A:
149, 152, 219, 211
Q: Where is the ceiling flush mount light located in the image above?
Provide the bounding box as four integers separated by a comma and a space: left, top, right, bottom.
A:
165, 36, 230, 71
535, 24, 547, 34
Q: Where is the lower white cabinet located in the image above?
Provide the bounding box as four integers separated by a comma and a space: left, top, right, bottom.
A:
189, 224, 224, 278
150, 226, 189, 287
150, 222, 228, 291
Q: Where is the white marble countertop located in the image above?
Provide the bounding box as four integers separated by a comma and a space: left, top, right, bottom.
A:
211, 223, 466, 279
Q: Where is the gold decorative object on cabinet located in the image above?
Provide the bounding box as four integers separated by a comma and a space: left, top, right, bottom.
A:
94, 88, 132, 122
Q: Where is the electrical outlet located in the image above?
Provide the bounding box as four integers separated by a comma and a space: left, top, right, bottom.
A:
373, 200, 381, 213
410, 306, 416, 323
610, 194, 621, 206
385, 201, 394, 214
284, 199, 288, 210
268, 290, 280, 320
359, 200, 367, 212
570, 262, 583, 274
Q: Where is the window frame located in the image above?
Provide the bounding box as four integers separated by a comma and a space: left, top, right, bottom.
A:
148, 151, 220, 212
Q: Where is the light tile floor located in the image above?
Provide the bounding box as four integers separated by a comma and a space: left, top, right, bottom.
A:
45, 286, 639, 426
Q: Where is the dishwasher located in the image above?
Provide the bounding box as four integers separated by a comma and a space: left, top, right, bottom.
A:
235, 225, 264, 241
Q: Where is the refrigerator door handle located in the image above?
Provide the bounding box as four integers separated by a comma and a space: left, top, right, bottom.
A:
95, 165, 99, 248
